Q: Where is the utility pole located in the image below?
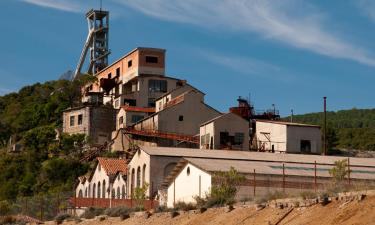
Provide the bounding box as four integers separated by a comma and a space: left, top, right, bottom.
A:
290, 109, 294, 122
323, 97, 327, 155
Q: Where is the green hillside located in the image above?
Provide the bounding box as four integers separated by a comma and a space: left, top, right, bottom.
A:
0, 77, 92, 202
284, 108, 375, 151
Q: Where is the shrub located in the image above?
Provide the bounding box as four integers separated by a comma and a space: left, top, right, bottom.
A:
80, 207, 104, 219
299, 191, 317, 200
155, 205, 172, 213
55, 213, 71, 224
193, 196, 207, 208
0, 201, 11, 216
132, 183, 149, 211
174, 202, 196, 211
329, 159, 350, 183
0, 215, 16, 224
209, 167, 245, 207
104, 206, 131, 217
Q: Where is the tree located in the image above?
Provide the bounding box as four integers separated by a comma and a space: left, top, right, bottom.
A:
329, 159, 350, 183
131, 183, 149, 211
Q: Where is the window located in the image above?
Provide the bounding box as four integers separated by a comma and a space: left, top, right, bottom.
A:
116, 67, 120, 77
97, 182, 101, 198
117, 187, 120, 199
234, 133, 244, 145
187, 166, 190, 176
93, 184, 96, 198
69, 116, 75, 127
131, 115, 144, 123
98, 164, 101, 172
122, 185, 126, 199
119, 116, 124, 126
179, 115, 184, 121
220, 132, 229, 145
128, 60, 132, 68
108, 73, 112, 79
145, 56, 158, 63
148, 80, 167, 92
124, 99, 136, 106
136, 166, 141, 187
78, 114, 83, 125
148, 98, 156, 107
102, 180, 106, 198
142, 164, 146, 186
111, 188, 115, 198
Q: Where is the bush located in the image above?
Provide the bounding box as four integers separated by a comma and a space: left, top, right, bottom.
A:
80, 207, 104, 219
155, 205, 172, 213
54, 213, 71, 224
300, 191, 317, 200
193, 196, 207, 208
0, 201, 11, 216
174, 202, 196, 211
0, 215, 16, 224
104, 206, 130, 217
209, 167, 245, 207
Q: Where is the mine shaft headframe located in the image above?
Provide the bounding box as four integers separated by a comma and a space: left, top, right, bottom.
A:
73, 9, 111, 80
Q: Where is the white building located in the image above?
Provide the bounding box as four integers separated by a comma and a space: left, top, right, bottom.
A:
75, 157, 127, 199
200, 113, 249, 150
255, 120, 322, 154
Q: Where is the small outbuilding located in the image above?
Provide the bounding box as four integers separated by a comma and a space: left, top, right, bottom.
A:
200, 113, 249, 150
255, 120, 321, 154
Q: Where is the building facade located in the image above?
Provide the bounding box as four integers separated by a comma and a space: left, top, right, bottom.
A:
255, 120, 321, 154
200, 113, 249, 150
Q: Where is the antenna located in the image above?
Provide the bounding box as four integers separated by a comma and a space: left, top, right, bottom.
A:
100, 0, 103, 10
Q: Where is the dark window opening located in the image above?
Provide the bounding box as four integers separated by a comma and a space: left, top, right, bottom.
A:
131, 115, 144, 123
116, 67, 120, 77
234, 132, 244, 145
145, 56, 158, 63
148, 80, 167, 92
70, 116, 75, 127
119, 116, 123, 126
108, 73, 112, 79
78, 114, 83, 125
179, 115, 184, 121
148, 98, 156, 107
128, 60, 132, 68
124, 99, 136, 106
187, 167, 190, 176
301, 140, 311, 153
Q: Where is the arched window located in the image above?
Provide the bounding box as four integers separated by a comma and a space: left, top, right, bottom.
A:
93, 183, 96, 198
88, 184, 91, 198
142, 164, 146, 186
97, 181, 101, 198
111, 188, 115, 199
85, 187, 87, 197
136, 166, 141, 187
131, 168, 135, 195
102, 180, 106, 198
122, 185, 126, 199
78, 189, 83, 198
117, 187, 120, 199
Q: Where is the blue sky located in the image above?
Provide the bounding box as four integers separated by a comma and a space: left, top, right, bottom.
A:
1, 0, 375, 116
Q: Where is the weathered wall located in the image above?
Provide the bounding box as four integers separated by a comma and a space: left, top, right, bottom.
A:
287, 126, 321, 154
256, 122, 287, 152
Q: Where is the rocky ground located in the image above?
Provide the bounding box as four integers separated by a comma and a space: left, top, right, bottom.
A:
54, 191, 375, 225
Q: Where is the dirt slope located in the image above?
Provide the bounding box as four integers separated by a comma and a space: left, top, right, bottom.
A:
62, 195, 375, 225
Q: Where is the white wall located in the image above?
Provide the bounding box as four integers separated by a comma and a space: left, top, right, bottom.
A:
167, 163, 211, 208
112, 174, 127, 199
127, 149, 151, 198
89, 163, 111, 198
200, 122, 215, 149
205, 113, 249, 150
256, 122, 287, 152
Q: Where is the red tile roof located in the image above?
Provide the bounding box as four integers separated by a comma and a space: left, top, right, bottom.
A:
121, 105, 156, 113
97, 157, 127, 175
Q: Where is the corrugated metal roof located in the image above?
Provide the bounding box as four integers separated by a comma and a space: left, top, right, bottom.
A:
140, 146, 375, 167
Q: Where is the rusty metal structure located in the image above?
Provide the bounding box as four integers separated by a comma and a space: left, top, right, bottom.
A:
74, 9, 110, 79
229, 96, 280, 121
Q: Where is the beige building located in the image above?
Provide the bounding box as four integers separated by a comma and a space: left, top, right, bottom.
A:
75, 157, 127, 199
116, 106, 155, 129
62, 105, 115, 146
255, 120, 322, 154
200, 113, 249, 150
